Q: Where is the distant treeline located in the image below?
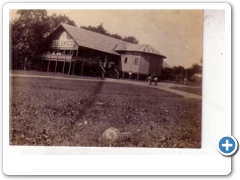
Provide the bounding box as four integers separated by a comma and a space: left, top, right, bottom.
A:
81, 24, 139, 44
161, 63, 202, 82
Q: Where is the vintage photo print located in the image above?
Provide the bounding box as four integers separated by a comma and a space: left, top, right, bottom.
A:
3, 2, 231, 176
9, 9, 202, 148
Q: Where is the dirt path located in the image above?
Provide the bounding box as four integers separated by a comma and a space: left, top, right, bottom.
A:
9, 73, 202, 99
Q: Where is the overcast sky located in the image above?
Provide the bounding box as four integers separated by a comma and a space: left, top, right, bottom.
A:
10, 10, 203, 68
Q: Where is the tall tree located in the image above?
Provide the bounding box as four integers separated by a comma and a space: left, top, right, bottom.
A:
11, 10, 49, 69
191, 63, 202, 74
10, 10, 76, 69
96, 23, 108, 35
172, 66, 186, 81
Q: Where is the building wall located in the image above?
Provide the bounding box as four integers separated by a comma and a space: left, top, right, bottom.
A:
120, 52, 164, 76
138, 54, 163, 76
148, 54, 163, 76
138, 54, 150, 74
120, 53, 141, 73
48, 28, 78, 50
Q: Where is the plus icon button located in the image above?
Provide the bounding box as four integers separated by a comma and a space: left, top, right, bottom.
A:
222, 139, 233, 151
218, 136, 238, 156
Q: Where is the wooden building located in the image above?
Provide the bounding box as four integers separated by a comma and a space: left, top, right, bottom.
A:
42, 23, 166, 80
114, 44, 166, 80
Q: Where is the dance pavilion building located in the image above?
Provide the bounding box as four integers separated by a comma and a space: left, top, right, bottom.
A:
42, 23, 167, 80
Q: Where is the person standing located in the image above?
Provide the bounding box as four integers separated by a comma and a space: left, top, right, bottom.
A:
24, 56, 28, 70
148, 75, 152, 85
184, 77, 187, 85
154, 76, 158, 86
129, 72, 132, 80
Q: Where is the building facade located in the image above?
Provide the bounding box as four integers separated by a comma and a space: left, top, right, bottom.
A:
42, 23, 166, 80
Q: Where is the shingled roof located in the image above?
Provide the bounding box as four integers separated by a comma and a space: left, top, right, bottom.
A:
59, 23, 129, 55
52, 23, 166, 58
114, 43, 166, 58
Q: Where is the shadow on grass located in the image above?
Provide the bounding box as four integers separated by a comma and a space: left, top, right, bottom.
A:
69, 81, 105, 127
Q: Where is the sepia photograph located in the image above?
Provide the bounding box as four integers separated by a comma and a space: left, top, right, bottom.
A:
9, 9, 203, 148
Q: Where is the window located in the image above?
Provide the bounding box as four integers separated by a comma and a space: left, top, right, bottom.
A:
124, 57, 128, 64
134, 58, 139, 65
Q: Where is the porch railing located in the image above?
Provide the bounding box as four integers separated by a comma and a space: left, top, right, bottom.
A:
43, 54, 72, 62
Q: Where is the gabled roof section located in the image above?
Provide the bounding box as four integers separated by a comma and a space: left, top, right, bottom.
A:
49, 23, 167, 58
59, 23, 131, 55
114, 43, 166, 58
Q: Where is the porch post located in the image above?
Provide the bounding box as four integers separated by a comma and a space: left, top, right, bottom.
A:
54, 55, 58, 73
72, 62, 75, 75
47, 57, 50, 72
62, 55, 66, 74
123, 72, 125, 79
76, 49, 79, 57
68, 58, 72, 75
81, 61, 84, 76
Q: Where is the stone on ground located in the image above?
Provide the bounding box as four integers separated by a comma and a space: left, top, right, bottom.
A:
99, 127, 131, 144
100, 127, 120, 143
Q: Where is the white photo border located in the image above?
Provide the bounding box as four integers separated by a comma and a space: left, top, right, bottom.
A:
3, 3, 231, 175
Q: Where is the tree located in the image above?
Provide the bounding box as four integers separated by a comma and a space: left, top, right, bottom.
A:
173, 65, 185, 75
111, 33, 122, 39
185, 67, 195, 79
191, 63, 202, 74
10, 10, 76, 70
123, 36, 139, 44
11, 10, 49, 69
47, 13, 76, 35
161, 67, 174, 81
96, 23, 108, 35
160, 60, 202, 82
81, 24, 108, 35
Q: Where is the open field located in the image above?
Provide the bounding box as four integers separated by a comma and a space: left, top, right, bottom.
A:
10, 76, 202, 148
170, 87, 202, 96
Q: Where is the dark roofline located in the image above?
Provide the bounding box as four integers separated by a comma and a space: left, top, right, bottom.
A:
115, 50, 166, 58
114, 43, 167, 58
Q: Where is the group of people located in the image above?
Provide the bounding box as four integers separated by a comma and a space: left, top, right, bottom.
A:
99, 60, 115, 69
147, 75, 158, 86
46, 51, 62, 55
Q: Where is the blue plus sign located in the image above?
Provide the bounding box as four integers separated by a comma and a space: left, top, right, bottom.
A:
219, 136, 236, 154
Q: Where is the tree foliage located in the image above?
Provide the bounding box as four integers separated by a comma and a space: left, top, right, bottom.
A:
47, 13, 76, 36
11, 10, 48, 69
10, 10, 76, 70
161, 63, 202, 82
123, 36, 139, 44
81, 23, 139, 44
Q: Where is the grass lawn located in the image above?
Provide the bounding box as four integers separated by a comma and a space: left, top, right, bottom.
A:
170, 87, 202, 96
10, 76, 202, 148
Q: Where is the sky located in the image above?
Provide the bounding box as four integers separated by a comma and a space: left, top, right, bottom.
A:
10, 10, 203, 68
